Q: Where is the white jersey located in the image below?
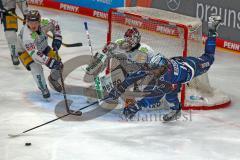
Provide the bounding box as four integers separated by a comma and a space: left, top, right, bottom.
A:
93, 39, 155, 94
18, 18, 62, 65
111, 39, 155, 73
1, 0, 28, 15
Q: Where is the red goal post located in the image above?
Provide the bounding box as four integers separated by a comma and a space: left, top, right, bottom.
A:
106, 7, 231, 110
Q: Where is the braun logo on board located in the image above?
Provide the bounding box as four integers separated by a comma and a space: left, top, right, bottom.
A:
196, 2, 240, 30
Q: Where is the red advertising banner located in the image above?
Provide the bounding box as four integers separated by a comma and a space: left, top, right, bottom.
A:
28, 0, 240, 53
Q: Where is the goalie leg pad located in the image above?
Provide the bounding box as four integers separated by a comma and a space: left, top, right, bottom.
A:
100, 68, 125, 93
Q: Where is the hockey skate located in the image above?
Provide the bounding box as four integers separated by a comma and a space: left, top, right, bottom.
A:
163, 105, 182, 122
208, 15, 222, 33
39, 87, 50, 99
11, 55, 20, 66
48, 75, 62, 92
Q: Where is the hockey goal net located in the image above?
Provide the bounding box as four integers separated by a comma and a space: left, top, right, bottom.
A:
106, 7, 230, 110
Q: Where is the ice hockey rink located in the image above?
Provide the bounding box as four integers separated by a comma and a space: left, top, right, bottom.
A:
0, 7, 240, 160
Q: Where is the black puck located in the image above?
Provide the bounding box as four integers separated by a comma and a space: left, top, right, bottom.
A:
25, 143, 31, 146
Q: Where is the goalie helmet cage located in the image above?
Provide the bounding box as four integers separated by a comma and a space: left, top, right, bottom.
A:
107, 7, 231, 110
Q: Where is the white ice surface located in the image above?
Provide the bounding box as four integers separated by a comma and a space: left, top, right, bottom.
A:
0, 7, 240, 160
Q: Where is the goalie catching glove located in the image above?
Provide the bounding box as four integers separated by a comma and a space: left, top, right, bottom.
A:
102, 42, 118, 56
86, 42, 117, 75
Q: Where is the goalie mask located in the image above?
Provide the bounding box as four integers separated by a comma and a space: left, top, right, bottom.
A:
121, 27, 141, 51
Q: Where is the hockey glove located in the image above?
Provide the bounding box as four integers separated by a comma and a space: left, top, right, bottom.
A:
109, 87, 122, 100
109, 83, 126, 100
46, 58, 63, 70
52, 36, 62, 51
123, 104, 142, 119
102, 42, 117, 56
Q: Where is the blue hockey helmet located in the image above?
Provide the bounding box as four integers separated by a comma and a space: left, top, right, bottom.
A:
147, 53, 169, 71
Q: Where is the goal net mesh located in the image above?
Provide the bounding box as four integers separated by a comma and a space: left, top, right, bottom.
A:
107, 7, 230, 110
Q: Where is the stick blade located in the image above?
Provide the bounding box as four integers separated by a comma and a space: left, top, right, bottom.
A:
8, 133, 22, 138
63, 43, 83, 47
68, 109, 82, 116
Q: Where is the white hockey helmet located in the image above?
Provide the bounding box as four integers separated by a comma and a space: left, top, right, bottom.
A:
123, 27, 141, 49
148, 53, 169, 72
26, 10, 41, 22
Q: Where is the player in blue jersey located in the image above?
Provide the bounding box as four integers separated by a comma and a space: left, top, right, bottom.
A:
108, 15, 222, 121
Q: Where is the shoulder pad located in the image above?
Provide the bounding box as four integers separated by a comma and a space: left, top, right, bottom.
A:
138, 43, 155, 56
41, 18, 50, 26
115, 39, 124, 45
139, 46, 149, 53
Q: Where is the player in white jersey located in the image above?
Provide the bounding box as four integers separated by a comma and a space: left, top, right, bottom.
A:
87, 27, 154, 76
0, 0, 28, 65
86, 27, 155, 103
18, 10, 63, 99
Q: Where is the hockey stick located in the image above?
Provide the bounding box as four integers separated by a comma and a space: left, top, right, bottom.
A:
84, 22, 94, 59
84, 22, 106, 99
55, 48, 82, 116
8, 96, 110, 138
4, 9, 82, 47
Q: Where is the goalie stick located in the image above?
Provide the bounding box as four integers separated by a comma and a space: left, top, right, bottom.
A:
84, 21, 106, 99
4, 9, 82, 47
84, 21, 94, 59
8, 96, 110, 138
